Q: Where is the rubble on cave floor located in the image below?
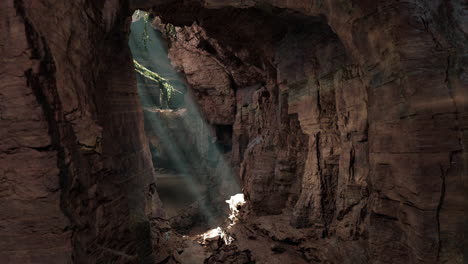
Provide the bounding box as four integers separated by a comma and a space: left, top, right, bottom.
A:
150, 194, 328, 264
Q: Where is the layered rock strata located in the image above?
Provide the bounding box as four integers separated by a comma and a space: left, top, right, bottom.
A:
0, 0, 467, 263
150, 1, 468, 262
1, 0, 160, 263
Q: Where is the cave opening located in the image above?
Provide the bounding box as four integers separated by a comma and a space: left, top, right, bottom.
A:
128, 10, 241, 236
127, 4, 378, 261
126, 5, 354, 262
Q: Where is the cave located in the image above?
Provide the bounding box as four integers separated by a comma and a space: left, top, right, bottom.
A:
1, 1, 467, 264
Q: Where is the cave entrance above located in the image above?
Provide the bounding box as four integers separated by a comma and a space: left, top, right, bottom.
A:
129, 11, 241, 235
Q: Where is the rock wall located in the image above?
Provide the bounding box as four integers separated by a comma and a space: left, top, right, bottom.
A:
1, 0, 467, 263
0, 0, 159, 263
151, 1, 468, 263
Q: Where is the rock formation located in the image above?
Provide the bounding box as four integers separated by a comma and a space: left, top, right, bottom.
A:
1, 0, 467, 263
150, 1, 468, 262
1, 0, 159, 263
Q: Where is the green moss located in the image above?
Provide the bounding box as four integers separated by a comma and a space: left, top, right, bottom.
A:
165, 23, 177, 38
133, 59, 181, 105
133, 10, 152, 49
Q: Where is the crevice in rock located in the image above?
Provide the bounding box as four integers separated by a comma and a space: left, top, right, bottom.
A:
14, 0, 73, 228
436, 164, 446, 261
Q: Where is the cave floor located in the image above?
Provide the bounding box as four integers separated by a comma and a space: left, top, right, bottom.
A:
155, 171, 207, 218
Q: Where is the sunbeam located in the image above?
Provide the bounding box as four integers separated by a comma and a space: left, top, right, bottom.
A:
129, 10, 241, 235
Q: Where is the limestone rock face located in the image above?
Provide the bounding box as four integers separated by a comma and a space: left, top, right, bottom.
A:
151, 1, 468, 263
0, 0, 159, 263
1, 0, 467, 263
155, 20, 237, 125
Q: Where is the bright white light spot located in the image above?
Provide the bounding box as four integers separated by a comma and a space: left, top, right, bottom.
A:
201, 227, 223, 240
226, 193, 245, 223
132, 10, 147, 22
197, 194, 245, 245
199, 226, 233, 245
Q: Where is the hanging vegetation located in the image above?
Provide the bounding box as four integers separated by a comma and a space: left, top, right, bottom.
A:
132, 10, 151, 49
133, 59, 181, 104
131, 10, 182, 107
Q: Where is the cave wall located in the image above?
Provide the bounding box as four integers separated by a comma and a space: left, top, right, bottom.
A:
0, 0, 159, 263
151, 0, 468, 263
1, 0, 467, 263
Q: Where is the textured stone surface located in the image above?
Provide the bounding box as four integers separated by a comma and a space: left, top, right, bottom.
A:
0, 0, 159, 263
1, 0, 467, 263
153, 20, 237, 125
151, 1, 468, 262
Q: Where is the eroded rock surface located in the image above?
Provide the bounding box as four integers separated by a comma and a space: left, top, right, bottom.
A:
1, 0, 467, 263
150, 1, 468, 263
1, 0, 160, 263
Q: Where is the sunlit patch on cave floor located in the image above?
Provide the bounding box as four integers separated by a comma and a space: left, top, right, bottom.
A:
196, 193, 246, 245
174, 193, 246, 264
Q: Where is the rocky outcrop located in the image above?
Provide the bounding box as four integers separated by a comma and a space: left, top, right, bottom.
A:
151, 1, 468, 263
0, 2, 71, 262
1, 0, 160, 263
